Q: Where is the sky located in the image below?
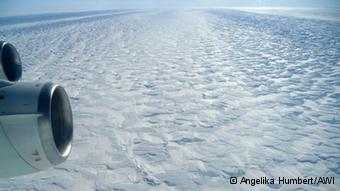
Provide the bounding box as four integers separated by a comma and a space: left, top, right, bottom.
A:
0, 0, 339, 16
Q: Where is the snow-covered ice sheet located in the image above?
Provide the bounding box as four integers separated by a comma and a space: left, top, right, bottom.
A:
0, 9, 339, 191
231, 7, 340, 22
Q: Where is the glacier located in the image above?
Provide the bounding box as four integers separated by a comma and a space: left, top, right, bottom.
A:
0, 9, 339, 191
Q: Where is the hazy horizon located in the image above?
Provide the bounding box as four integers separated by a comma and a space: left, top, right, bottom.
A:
1, 0, 340, 17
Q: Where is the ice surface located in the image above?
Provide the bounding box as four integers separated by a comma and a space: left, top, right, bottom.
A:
0, 9, 339, 191
232, 7, 340, 22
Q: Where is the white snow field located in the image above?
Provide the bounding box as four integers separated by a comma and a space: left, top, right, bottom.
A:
0, 9, 339, 191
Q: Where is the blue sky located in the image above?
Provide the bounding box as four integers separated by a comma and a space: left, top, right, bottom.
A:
1, 0, 339, 16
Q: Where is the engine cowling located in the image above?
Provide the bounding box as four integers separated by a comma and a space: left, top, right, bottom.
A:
0, 41, 22, 81
0, 42, 73, 178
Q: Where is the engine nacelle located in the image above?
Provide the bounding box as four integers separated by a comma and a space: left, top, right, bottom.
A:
0, 42, 73, 178
0, 41, 22, 81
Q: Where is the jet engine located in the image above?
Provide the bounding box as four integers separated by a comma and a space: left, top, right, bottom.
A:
0, 41, 73, 178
